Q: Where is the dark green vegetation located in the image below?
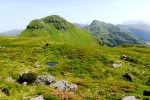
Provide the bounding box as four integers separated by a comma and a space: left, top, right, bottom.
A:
19, 15, 98, 46
83, 20, 144, 46
0, 36, 150, 99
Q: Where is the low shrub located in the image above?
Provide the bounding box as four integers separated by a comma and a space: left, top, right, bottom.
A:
17, 72, 37, 84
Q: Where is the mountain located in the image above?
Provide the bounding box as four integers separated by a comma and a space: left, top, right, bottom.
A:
122, 20, 150, 25
83, 20, 143, 46
0, 29, 23, 36
73, 23, 89, 28
118, 24, 150, 42
19, 15, 98, 46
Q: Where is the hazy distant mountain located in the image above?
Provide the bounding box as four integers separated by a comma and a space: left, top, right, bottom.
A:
118, 24, 150, 42
122, 20, 150, 25
82, 20, 144, 46
73, 23, 89, 28
0, 29, 23, 36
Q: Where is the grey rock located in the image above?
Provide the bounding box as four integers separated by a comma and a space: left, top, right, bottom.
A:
121, 96, 140, 100
31, 95, 45, 100
22, 82, 27, 86
34, 75, 55, 85
34, 75, 78, 92
49, 80, 77, 92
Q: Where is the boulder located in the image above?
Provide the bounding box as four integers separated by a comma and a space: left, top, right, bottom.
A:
34, 75, 55, 85
31, 95, 45, 100
34, 75, 77, 92
49, 80, 77, 92
121, 96, 140, 100
112, 63, 122, 68
123, 73, 133, 81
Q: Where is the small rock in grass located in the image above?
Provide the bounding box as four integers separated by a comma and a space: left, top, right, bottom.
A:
121, 96, 140, 100
123, 73, 133, 81
112, 63, 122, 68
31, 95, 45, 100
6, 77, 15, 82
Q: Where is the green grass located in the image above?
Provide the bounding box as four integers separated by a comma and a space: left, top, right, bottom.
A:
19, 15, 98, 46
0, 36, 150, 99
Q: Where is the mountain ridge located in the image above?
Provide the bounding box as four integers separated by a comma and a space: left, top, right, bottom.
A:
82, 20, 144, 46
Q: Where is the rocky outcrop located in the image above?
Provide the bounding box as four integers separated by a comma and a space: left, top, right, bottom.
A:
49, 80, 77, 92
34, 75, 77, 92
34, 75, 55, 85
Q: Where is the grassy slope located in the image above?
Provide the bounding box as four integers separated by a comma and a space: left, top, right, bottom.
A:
19, 15, 98, 46
0, 36, 150, 99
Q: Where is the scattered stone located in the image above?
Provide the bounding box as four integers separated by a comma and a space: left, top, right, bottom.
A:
49, 80, 77, 92
2, 88, 10, 96
143, 91, 150, 96
31, 95, 45, 100
121, 55, 128, 60
6, 77, 15, 82
22, 82, 27, 86
121, 55, 139, 64
34, 75, 55, 85
112, 63, 122, 68
34, 61, 40, 68
123, 73, 133, 81
121, 96, 140, 100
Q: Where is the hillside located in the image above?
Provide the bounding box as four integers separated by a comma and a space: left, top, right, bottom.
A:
0, 36, 150, 99
118, 24, 150, 42
83, 20, 144, 46
19, 15, 98, 46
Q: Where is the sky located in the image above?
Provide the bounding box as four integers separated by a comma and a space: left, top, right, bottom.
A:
0, 0, 150, 32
